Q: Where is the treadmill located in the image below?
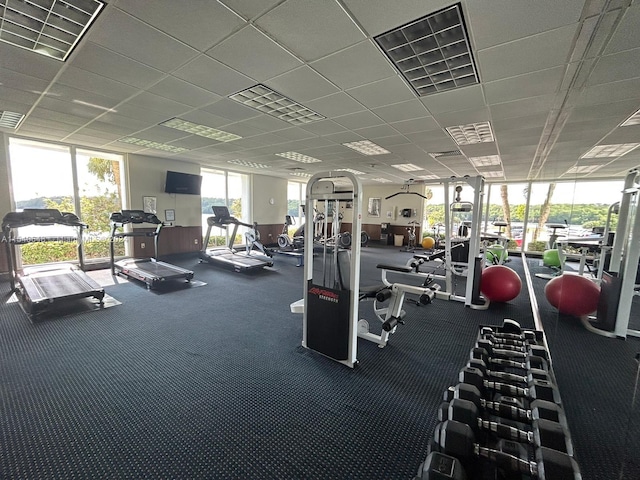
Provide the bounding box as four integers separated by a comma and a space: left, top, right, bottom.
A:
199, 206, 274, 272
2, 209, 105, 318
109, 210, 194, 289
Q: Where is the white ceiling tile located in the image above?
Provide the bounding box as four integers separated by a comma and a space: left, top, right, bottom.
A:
207, 26, 303, 82
255, 0, 366, 61
353, 124, 401, 139
588, 48, 640, 86
173, 55, 255, 96
484, 66, 565, 104
489, 94, 556, 120
492, 113, 548, 133
110, 103, 174, 124
372, 100, 430, 123
56, 67, 138, 101
46, 84, 120, 110
466, 0, 584, 50
240, 114, 292, 132
305, 93, 366, 118
70, 43, 165, 88
122, 92, 193, 117
434, 107, 491, 126
0, 44, 62, 81
576, 78, 640, 107
346, 76, 416, 109
219, 0, 283, 21
311, 40, 396, 89
267, 66, 340, 102
603, 4, 640, 55
0, 85, 41, 107
421, 85, 486, 114
477, 25, 578, 82
300, 120, 348, 136
202, 98, 261, 122
390, 116, 440, 134
333, 111, 385, 130
0, 69, 51, 96
271, 127, 317, 141
89, 9, 199, 72
116, 0, 247, 51
148, 77, 222, 108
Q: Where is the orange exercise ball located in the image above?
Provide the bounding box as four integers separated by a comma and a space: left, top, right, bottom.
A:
422, 236, 436, 249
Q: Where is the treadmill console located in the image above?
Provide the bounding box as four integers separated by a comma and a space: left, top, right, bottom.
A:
212, 206, 231, 220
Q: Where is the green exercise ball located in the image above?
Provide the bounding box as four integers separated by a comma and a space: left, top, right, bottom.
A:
542, 249, 561, 268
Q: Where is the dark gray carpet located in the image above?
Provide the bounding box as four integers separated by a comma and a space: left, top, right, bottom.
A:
0, 247, 630, 479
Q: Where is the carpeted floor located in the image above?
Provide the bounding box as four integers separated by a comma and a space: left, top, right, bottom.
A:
0, 246, 637, 479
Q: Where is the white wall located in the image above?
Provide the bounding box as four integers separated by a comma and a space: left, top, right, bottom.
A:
339, 184, 424, 226
0, 134, 12, 217
252, 174, 287, 224
127, 154, 202, 227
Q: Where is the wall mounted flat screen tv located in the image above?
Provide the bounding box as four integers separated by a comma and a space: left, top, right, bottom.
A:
164, 171, 202, 195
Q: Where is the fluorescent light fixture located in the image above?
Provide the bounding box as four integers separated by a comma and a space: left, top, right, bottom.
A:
118, 137, 188, 153
160, 118, 241, 142
621, 108, 640, 127
276, 151, 322, 163
227, 159, 270, 169
229, 84, 325, 125
371, 177, 393, 183
0, 0, 104, 61
581, 143, 640, 158
289, 172, 313, 178
392, 163, 423, 172
482, 171, 504, 178
343, 140, 390, 155
565, 165, 603, 174
446, 122, 494, 145
336, 168, 366, 175
469, 155, 501, 167
416, 174, 440, 180
0, 110, 25, 128
374, 3, 479, 96
429, 150, 462, 159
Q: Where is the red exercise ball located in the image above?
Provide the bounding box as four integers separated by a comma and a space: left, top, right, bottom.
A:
481, 265, 522, 303
544, 274, 600, 317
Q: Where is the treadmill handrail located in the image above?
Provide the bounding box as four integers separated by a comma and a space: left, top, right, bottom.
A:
2, 209, 87, 230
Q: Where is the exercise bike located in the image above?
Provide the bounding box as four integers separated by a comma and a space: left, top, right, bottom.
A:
400, 220, 420, 252
277, 215, 304, 250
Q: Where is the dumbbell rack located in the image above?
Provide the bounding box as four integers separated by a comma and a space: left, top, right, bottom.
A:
414, 319, 581, 480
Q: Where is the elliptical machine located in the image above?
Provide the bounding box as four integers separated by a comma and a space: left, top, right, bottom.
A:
277, 215, 304, 250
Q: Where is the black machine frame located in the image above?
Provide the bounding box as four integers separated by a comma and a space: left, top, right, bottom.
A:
109, 210, 194, 289
2, 209, 105, 318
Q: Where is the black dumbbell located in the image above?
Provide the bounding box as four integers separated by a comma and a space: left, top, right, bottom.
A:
471, 347, 550, 373
414, 451, 467, 480
501, 318, 525, 334
480, 331, 538, 350
477, 338, 549, 360
459, 366, 562, 405
481, 325, 539, 343
432, 420, 581, 479
442, 398, 574, 455
468, 358, 552, 386
445, 383, 568, 427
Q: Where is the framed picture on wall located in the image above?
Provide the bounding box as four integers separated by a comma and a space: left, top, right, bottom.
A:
367, 198, 381, 217
165, 209, 175, 222
143, 196, 157, 214
345, 201, 353, 209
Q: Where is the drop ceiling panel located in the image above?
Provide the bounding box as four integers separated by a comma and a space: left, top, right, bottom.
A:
207, 26, 303, 82
270, 127, 317, 141
492, 113, 548, 132
603, 3, 640, 55
148, 77, 221, 108
108, 103, 172, 124
576, 78, 640, 107
266, 66, 340, 102
601, 125, 640, 144
434, 107, 491, 126
219, 0, 283, 21
389, 116, 440, 134
0, 69, 50, 96
0, 44, 62, 81
300, 119, 348, 136
35, 97, 102, 122
56, 67, 139, 101
116, 0, 247, 51
372, 100, 430, 123
255, 0, 365, 61
238, 114, 292, 132
477, 25, 577, 82
421, 85, 486, 115
483, 66, 565, 104
173, 55, 254, 96
466, 0, 584, 50
122, 92, 193, 117
570, 100, 638, 123
333, 111, 385, 130
88, 8, 199, 72
588, 48, 640, 86
0, 85, 41, 106
489, 94, 556, 120
305, 93, 366, 118
346, 76, 416, 109
46, 84, 120, 110
70, 43, 165, 88
310, 40, 396, 90
353, 124, 402, 140
98, 113, 155, 132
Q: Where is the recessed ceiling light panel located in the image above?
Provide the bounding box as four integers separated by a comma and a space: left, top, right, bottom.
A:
429, 150, 462, 159
469, 155, 501, 167
289, 172, 312, 178
371, 177, 393, 183
229, 85, 325, 125
227, 159, 270, 169
482, 171, 504, 178
0, 110, 26, 129
160, 118, 241, 142
0, 0, 104, 61
276, 151, 322, 163
374, 3, 479, 96
391, 163, 423, 172
446, 121, 494, 145
336, 168, 365, 175
342, 140, 390, 155
621, 107, 640, 127
118, 137, 188, 153
581, 143, 640, 158
565, 165, 603, 174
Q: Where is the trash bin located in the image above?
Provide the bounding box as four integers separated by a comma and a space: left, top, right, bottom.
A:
394, 234, 404, 247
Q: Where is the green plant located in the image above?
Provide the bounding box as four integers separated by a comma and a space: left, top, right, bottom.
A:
527, 241, 547, 252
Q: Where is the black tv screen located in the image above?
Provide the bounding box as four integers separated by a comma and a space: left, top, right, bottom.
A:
164, 171, 202, 195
